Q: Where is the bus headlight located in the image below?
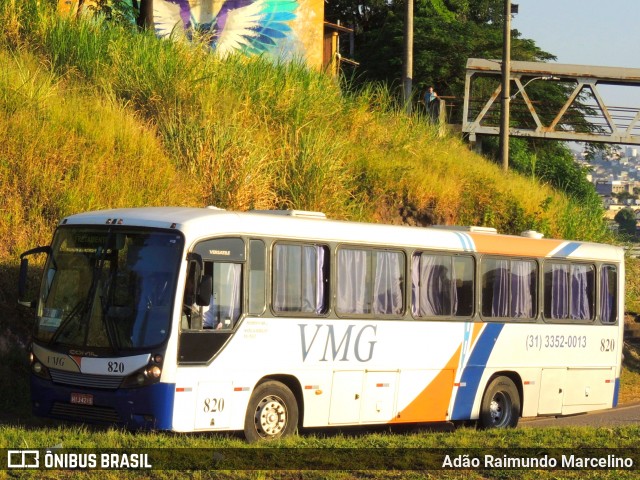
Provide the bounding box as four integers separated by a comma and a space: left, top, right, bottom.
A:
31, 361, 51, 380
122, 364, 162, 388
145, 366, 162, 379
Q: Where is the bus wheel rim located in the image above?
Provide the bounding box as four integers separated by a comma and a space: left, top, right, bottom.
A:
255, 395, 287, 437
489, 392, 510, 426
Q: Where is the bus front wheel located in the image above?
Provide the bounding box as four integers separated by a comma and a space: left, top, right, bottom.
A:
244, 380, 299, 442
479, 376, 520, 429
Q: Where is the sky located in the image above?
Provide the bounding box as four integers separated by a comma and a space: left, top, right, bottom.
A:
512, 0, 640, 109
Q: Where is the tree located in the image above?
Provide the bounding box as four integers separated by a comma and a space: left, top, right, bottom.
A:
327, 0, 603, 213
615, 191, 636, 205
328, 0, 555, 98
614, 208, 637, 238
78, 0, 150, 28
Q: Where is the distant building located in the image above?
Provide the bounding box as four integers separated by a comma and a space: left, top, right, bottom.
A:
596, 180, 633, 196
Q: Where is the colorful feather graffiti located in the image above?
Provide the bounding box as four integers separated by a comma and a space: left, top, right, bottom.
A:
57, 0, 323, 67
153, 0, 320, 64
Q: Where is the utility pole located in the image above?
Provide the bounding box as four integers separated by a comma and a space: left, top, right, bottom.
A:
403, 0, 414, 114
499, 0, 511, 171
136, 0, 154, 29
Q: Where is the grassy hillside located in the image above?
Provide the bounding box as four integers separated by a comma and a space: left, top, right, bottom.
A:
0, 0, 611, 246
0, 0, 617, 330
0, 0, 622, 337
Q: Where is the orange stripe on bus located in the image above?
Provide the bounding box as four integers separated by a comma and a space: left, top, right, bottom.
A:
468, 233, 564, 257
71, 356, 82, 368
472, 323, 484, 346
390, 344, 462, 424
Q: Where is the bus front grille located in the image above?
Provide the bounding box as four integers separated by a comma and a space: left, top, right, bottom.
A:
51, 402, 120, 424
50, 370, 124, 389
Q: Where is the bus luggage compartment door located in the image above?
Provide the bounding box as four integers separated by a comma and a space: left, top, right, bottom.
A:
328, 371, 399, 424
538, 368, 566, 415
561, 367, 616, 413
328, 371, 363, 424
360, 371, 399, 423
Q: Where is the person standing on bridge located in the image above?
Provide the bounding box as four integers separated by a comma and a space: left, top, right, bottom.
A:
424, 86, 439, 120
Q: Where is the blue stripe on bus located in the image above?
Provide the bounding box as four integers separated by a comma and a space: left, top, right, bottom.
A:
454, 232, 474, 252
613, 377, 620, 407
450, 323, 504, 420
552, 242, 581, 258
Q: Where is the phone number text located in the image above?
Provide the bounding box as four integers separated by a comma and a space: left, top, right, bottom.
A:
526, 334, 587, 351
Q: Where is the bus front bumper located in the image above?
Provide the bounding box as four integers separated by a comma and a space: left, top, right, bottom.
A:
31, 376, 175, 430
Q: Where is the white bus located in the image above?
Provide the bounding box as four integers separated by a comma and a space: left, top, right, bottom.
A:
18, 207, 624, 441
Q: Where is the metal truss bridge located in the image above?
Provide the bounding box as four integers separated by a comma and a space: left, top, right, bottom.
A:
462, 58, 640, 145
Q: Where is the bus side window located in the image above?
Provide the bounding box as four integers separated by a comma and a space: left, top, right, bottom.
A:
411, 253, 474, 318
600, 265, 617, 324
336, 248, 403, 316
249, 239, 266, 315
481, 258, 536, 319
272, 243, 329, 314
543, 262, 594, 321
203, 261, 242, 330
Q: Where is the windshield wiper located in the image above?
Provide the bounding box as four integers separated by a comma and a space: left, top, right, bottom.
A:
49, 300, 86, 346
100, 294, 121, 352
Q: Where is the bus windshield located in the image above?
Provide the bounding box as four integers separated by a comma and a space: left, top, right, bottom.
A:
35, 227, 184, 351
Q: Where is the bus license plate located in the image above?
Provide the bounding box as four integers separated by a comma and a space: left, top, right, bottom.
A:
70, 393, 93, 406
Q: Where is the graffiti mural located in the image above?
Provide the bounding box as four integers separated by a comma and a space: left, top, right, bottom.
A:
153, 0, 323, 67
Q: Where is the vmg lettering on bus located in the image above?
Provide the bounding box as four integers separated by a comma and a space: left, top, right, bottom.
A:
299, 324, 377, 362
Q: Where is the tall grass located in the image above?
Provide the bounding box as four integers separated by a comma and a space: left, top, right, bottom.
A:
2, 423, 640, 479
0, 47, 193, 258
0, 0, 614, 251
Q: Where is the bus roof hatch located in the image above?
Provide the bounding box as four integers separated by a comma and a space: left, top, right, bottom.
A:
431, 225, 498, 234
249, 210, 327, 219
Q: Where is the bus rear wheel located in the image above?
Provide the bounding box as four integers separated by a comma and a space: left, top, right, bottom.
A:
244, 380, 298, 442
479, 376, 520, 429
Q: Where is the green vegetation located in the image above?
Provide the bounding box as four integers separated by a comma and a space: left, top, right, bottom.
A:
0, 0, 611, 251
2, 423, 640, 479
328, 0, 604, 217
327, 0, 555, 94
615, 209, 638, 239
626, 257, 640, 314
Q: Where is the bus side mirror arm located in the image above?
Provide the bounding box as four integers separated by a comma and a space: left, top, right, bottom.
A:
18, 246, 51, 308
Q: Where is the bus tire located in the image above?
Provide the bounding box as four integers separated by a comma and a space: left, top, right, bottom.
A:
479, 376, 520, 429
244, 380, 299, 442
